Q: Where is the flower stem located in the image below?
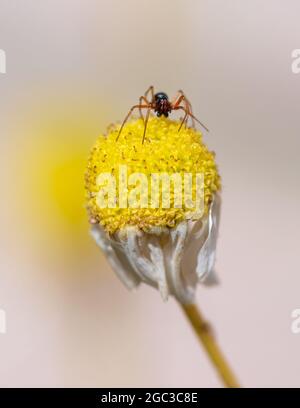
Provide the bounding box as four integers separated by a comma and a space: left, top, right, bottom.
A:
180, 302, 240, 388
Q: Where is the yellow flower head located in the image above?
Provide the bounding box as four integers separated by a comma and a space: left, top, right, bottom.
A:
85, 117, 221, 234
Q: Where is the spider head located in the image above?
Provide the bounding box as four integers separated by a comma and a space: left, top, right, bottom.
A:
154, 92, 169, 102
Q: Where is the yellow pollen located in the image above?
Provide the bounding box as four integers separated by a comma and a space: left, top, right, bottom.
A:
85, 117, 221, 233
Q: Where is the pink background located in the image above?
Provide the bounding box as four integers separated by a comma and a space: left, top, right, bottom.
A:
0, 0, 300, 387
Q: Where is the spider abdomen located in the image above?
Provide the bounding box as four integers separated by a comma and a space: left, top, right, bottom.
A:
154, 98, 172, 117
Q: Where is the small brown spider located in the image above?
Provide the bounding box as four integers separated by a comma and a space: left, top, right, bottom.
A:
116, 86, 209, 144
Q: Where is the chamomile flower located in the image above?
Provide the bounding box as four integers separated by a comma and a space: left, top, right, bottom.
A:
85, 117, 221, 304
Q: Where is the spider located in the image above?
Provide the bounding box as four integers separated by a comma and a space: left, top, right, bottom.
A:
116, 86, 209, 144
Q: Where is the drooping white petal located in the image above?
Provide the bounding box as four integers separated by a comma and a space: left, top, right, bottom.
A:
90, 225, 139, 290
91, 194, 221, 304
197, 195, 221, 283
167, 222, 194, 303
148, 236, 169, 301
181, 193, 221, 286
124, 228, 168, 300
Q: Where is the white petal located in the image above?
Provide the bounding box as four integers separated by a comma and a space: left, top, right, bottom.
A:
173, 193, 221, 301
196, 194, 221, 283
148, 237, 169, 301
90, 194, 221, 304
90, 225, 140, 290
167, 221, 195, 303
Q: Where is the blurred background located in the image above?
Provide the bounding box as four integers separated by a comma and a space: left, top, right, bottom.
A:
0, 0, 300, 387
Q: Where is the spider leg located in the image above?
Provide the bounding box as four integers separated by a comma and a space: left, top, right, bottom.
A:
144, 85, 154, 102
172, 93, 188, 110
188, 112, 209, 132
141, 86, 156, 121
139, 86, 155, 121
142, 106, 151, 144
177, 90, 195, 128
172, 95, 191, 130
174, 106, 209, 133
172, 95, 209, 133
116, 104, 149, 141
178, 109, 189, 132
174, 106, 188, 131
139, 96, 149, 122
183, 109, 190, 129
